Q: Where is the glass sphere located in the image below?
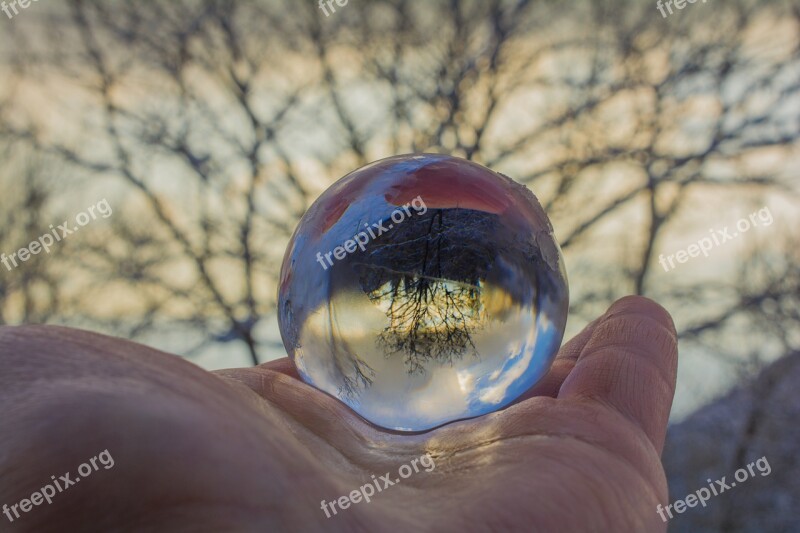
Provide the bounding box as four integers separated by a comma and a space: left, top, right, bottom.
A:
278, 154, 568, 431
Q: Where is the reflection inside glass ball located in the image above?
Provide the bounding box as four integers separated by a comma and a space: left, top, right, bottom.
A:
278, 154, 568, 431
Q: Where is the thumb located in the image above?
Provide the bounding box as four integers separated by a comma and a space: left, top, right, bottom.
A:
557, 296, 678, 454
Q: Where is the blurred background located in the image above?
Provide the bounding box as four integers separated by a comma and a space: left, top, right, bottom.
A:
0, 0, 798, 530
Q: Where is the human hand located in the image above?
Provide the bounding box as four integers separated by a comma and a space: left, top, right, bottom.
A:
0, 295, 677, 532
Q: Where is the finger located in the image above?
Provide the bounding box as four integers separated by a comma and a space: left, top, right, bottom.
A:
557, 296, 678, 454
512, 316, 603, 402
258, 357, 301, 379
215, 360, 397, 444
215, 357, 301, 382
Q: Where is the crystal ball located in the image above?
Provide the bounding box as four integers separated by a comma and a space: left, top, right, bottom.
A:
278, 154, 569, 431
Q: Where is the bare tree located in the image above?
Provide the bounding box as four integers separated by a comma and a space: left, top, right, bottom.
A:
0, 146, 68, 325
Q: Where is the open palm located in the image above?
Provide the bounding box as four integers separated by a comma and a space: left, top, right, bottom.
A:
0, 296, 677, 532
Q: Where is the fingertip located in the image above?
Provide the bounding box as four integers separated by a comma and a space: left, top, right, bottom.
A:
603, 296, 677, 337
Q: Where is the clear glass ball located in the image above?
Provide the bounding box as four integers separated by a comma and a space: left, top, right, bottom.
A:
278, 154, 568, 431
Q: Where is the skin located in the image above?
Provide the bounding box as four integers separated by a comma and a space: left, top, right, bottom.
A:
0, 295, 677, 532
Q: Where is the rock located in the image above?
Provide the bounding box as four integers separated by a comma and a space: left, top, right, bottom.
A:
662, 351, 800, 532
